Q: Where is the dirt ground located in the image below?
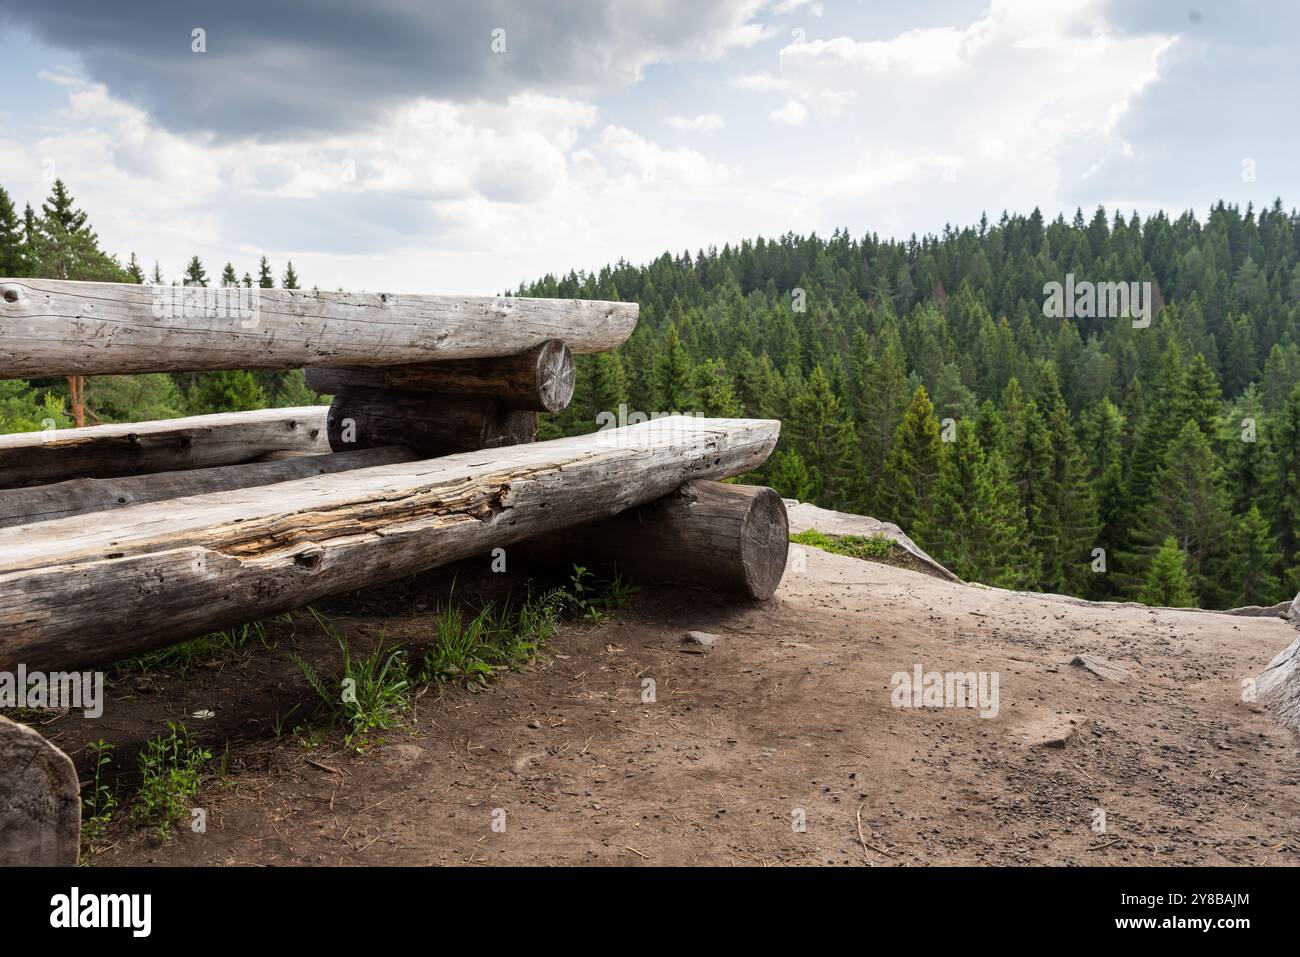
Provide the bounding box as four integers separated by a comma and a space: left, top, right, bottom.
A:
36, 542, 1300, 866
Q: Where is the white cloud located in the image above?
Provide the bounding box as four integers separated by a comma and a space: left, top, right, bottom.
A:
666, 113, 725, 132
769, 99, 808, 126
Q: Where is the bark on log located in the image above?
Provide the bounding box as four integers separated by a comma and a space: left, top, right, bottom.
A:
326, 388, 537, 457
1257, 591, 1300, 735
0, 715, 80, 866
306, 340, 576, 412
0, 416, 780, 670
0, 446, 416, 528
0, 406, 330, 489
522, 481, 789, 600
0, 278, 637, 376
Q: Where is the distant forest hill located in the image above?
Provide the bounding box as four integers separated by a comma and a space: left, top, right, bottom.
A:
2, 177, 1298, 610
522, 203, 1300, 611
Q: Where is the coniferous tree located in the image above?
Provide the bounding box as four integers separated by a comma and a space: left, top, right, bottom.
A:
220, 262, 239, 286
1270, 383, 1300, 575
257, 256, 275, 288
694, 358, 743, 417
0, 185, 23, 277
787, 365, 859, 509
183, 255, 208, 286
1133, 420, 1233, 605
880, 385, 942, 533
653, 323, 695, 412
125, 252, 145, 283
1139, 537, 1197, 607
1228, 505, 1283, 606
282, 261, 300, 289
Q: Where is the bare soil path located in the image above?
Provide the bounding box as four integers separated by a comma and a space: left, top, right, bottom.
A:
56, 546, 1300, 866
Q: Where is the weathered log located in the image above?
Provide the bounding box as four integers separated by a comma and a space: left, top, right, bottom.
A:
0, 715, 80, 866
0, 416, 780, 670
326, 387, 537, 457
1257, 591, 1300, 735
0, 406, 330, 489
307, 340, 576, 412
0, 278, 637, 377
522, 481, 789, 600
0, 446, 416, 528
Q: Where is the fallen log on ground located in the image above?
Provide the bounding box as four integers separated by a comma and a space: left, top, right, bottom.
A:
0, 406, 330, 489
0, 278, 637, 376
0, 416, 780, 670
307, 339, 575, 412
0, 446, 416, 528
325, 388, 537, 457
0, 715, 80, 866
520, 481, 789, 600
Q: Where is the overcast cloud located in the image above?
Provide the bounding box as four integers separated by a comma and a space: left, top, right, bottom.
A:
0, 0, 1294, 293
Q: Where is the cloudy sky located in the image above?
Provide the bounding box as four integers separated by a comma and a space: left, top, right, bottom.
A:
0, 0, 1295, 293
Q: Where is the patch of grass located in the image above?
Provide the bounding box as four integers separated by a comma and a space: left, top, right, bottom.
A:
115, 617, 283, 679
131, 722, 211, 839
290, 609, 412, 745
420, 586, 566, 685
563, 565, 637, 624
791, 528, 895, 560
81, 739, 118, 846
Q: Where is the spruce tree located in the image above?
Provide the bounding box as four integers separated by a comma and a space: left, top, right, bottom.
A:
787, 365, 859, 509
1139, 537, 1197, 607
183, 256, 208, 287
652, 324, 695, 412
1270, 383, 1300, 572
880, 385, 942, 533
1228, 505, 1283, 606
1133, 420, 1232, 605
257, 256, 275, 288
220, 262, 239, 286
694, 358, 743, 417
0, 185, 23, 277
282, 261, 300, 289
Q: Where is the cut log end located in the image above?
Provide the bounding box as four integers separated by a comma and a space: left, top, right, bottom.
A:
736, 483, 792, 600
533, 339, 577, 413
0, 715, 81, 866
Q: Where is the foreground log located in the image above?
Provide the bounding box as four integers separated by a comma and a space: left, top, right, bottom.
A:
307, 340, 575, 412
0, 446, 416, 528
326, 388, 537, 457
522, 481, 789, 600
0, 278, 637, 376
0, 715, 80, 866
0, 406, 330, 489
0, 416, 780, 670
1257, 591, 1300, 735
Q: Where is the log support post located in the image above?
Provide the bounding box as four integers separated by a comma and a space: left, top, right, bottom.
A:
309, 341, 574, 458
522, 481, 790, 600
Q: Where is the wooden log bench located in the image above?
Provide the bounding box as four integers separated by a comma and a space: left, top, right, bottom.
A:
0, 277, 787, 862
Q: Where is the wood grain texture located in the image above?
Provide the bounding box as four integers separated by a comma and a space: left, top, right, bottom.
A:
0, 715, 80, 866
306, 339, 576, 412
0, 416, 780, 670
0, 406, 330, 489
325, 388, 538, 457
0, 279, 637, 377
523, 481, 789, 599
0, 446, 416, 528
